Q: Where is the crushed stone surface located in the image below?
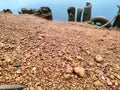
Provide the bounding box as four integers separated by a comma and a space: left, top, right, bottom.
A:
0, 13, 120, 90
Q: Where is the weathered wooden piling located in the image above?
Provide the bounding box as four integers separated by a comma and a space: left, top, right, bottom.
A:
20, 7, 53, 20
82, 2, 92, 22
112, 5, 120, 28
112, 14, 120, 28
67, 7, 75, 21
3, 9, 12, 14
76, 8, 82, 22
21, 8, 34, 14
40, 7, 53, 20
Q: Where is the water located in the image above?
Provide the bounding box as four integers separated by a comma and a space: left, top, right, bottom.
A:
0, 0, 119, 21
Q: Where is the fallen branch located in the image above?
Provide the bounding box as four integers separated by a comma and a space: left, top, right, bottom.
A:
99, 13, 120, 29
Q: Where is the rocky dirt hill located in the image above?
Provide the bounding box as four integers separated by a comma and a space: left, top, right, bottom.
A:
0, 13, 120, 90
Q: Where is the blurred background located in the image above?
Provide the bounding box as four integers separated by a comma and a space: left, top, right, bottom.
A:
0, 0, 119, 21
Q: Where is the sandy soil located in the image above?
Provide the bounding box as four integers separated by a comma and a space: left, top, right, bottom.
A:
0, 13, 120, 90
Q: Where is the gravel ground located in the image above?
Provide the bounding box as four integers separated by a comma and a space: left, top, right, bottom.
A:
0, 13, 120, 90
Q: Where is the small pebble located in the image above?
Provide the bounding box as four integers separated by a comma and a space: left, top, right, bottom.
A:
101, 75, 105, 80
73, 66, 86, 77
95, 69, 104, 75
15, 76, 22, 82
66, 64, 73, 74
32, 67, 36, 71
95, 55, 103, 63
88, 62, 94, 66
114, 80, 119, 86
94, 80, 101, 86
64, 74, 72, 80
106, 78, 112, 86
43, 67, 48, 74
38, 86, 43, 90
16, 70, 21, 74
13, 64, 21, 67
76, 56, 84, 60
86, 50, 91, 55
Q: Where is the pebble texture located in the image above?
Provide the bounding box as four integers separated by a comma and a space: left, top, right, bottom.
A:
0, 13, 120, 90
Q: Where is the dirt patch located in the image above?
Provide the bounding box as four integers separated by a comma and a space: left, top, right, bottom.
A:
0, 13, 120, 90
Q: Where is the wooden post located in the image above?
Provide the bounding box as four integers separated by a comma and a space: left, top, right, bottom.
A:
41, 7, 53, 20
67, 7, 75, 21
112, 14, 120, 28
82, 2, 92, 22
112, 5, 120, 28
76, 8, 82, 22
3, 9, 12, 14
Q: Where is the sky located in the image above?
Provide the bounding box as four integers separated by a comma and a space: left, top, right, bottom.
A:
0, 0, 119, 21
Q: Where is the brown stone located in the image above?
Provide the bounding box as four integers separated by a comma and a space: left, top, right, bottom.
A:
73, 66, 86, 77
95, 55, 103, 63
106, 78, 112, 86
66, 64, 73, 74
